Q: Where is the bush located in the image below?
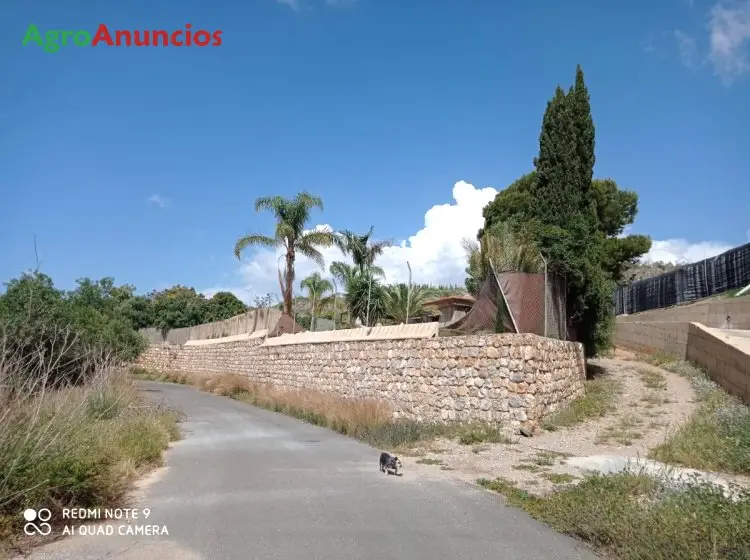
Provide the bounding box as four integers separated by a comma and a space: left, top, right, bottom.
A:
0, 273, 147, 389
0, 367, 179, 550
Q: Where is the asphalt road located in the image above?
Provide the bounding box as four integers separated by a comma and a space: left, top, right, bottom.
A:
27, 382, 595, 560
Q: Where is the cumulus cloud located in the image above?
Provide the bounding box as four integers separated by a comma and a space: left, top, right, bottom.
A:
708, 0, 750, 82
147, 194, 170, 208
201, 181, 736, 303
641, 239, 733, 264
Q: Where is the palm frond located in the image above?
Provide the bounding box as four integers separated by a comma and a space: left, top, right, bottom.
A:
234, 234, 281, 259
296, 245, 326, 269
369, 265, 386, 278
329, 261, 356, 285
298, 229, 337, 249
300, 272, 333, 296
254, 196, 287, 214
385, 283, 429, 323
295, 191, 324, 212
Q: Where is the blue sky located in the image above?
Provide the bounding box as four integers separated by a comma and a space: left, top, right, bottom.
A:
2, 0, 749, 303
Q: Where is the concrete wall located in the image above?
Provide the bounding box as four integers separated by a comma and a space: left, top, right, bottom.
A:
616, 297, 750, 328
686, 324, 750, 404
614, 320, 750, 405
139, 308, 283, 345
136, 333, 586, 429
614, 321, 690, 358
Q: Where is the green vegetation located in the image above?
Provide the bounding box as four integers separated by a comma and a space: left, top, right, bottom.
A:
0, 273, 148, 387
299, 272, 333, 331
385, 283, 431, 324
463, 220, 543, 296
0, 270, 181, 553
477, 66, 652, 355
541, 375, 621, 431
649, 360, 750, 475
541, 472, 576, 484
478, 474, 749, 560
416, 457, 443, 465
330, 227, 392, 327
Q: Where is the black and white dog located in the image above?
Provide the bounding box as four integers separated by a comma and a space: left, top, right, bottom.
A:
379, 452, 402, 475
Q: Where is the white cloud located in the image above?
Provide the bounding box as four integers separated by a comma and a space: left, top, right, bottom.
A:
674, 30, 702, 69
708, 0, 750, 82
202, 181, 736, 302
147, 194, 170, 208
641, 239, 733, 264
276, 0, 300, 10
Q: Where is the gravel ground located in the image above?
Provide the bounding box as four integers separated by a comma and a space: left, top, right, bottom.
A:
401, 351, 708, 495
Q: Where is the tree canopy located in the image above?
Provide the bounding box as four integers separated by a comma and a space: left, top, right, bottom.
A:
479, 66, 651, 355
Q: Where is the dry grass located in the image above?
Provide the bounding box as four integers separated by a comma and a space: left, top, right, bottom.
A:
0, 368, 179, 553
415, 458, 443, 465
131, 368, 512, 451
638, 368, 667, 390
596, 416, 645, 446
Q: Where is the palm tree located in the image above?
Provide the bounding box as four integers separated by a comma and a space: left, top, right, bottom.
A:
462, 221, 541, 294
334, 226, 391, 276
328, 261, 357, 287
385, 283, 430, 324
344, 270, 389, 327
234, 192, 335, 316
300, 272, 332, 331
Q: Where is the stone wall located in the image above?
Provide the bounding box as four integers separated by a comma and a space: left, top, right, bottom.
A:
136, 333, 586, 429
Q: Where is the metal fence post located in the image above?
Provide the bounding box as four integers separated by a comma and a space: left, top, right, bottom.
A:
540, 252, 548, 338
405, 261, 412, 324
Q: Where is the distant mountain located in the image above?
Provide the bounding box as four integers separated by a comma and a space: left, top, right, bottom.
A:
623, 261, 680, 284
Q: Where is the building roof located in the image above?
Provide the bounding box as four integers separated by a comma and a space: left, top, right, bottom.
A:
423, 294, 475, 308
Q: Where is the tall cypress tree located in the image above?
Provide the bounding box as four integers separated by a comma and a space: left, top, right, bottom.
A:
526, 66, 611, 355
531, 86, 579, 228
568, 65, 598, 230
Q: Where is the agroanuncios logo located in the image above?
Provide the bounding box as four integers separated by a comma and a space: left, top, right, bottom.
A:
22, 23, 223, 53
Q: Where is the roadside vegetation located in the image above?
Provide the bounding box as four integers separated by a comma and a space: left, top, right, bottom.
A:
541, 373, 621, 431
131, 369, 511, 451
0, 273, 179, 554
649, 360, 750, 475
478, 473, 750, 560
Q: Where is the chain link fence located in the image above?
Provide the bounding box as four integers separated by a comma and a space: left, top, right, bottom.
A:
443, 256, 567, 340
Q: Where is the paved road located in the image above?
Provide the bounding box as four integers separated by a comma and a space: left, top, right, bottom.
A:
28, 382, 594, 560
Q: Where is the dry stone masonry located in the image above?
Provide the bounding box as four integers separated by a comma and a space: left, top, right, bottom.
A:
136, 333, 586, 429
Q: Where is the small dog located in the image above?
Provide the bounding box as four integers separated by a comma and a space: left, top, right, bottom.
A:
379, 452, 402, 475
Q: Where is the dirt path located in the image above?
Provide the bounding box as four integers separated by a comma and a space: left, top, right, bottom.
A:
404, 351, 700, 495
